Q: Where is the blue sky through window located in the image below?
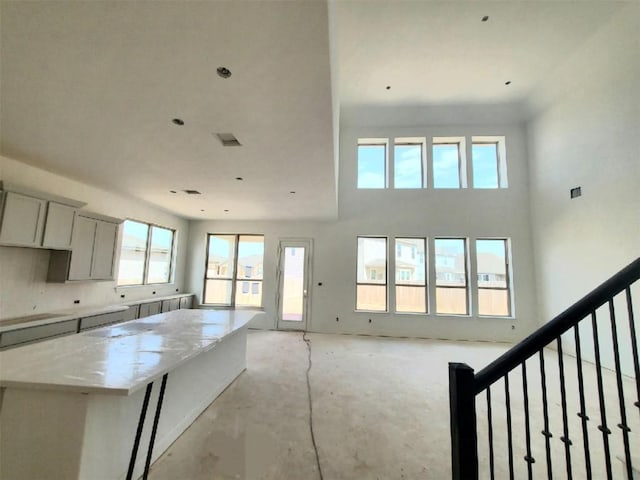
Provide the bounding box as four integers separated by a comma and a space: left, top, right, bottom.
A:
358, 145, 385, 188
472, 143, 499, 188
433, 144, 460, 188
394, 144, 422, 188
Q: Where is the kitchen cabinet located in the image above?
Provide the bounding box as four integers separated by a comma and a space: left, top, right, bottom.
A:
138, 301, 162, 318
179, 295, 194, 309
79, 311, 126, 331
0, 319, 79, 350
161, 298, 181, 313
0, 182, 86, 249
48, 212, 123, 282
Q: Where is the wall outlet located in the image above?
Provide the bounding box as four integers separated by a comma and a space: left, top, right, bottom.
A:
73, 300, 80, 304
570, 186, 582, 199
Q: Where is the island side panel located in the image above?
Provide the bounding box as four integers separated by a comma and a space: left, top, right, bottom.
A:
0, 388, 89, 479
79, 324, 248, 480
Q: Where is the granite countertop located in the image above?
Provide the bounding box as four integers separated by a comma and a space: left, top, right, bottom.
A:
0, 305, 130, 333
0, 309, 256, 395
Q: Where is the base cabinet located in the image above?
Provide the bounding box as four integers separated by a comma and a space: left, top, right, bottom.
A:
0, 319, 79, 350
138, 301, 162, 318
78, 311, 126, 332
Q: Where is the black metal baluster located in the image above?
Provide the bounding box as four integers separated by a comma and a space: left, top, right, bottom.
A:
127, 382, 153, 480
521, 361, 535, 479
539, 350, 553, 479
143, 373, 169, 480
505, 374, 514, 480
591, 311, 613, 480
626, 287, 640, 411
608, 299, 634, 479
557, 337, 573, 480
487, 386, 495, 480
573, 324, 592, 479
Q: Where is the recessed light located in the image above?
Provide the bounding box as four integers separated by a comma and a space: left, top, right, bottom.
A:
482, 16, 489, 22
200, 209, 205, 212
224, 209, 229, 212
505, 81, 512, 86
169, 190, 177, 194
217, 67, 232, 79
172, 118, 184, 126
386, 85, 391, 90
290, 191, 296, 194
235, 177, 243, 181
183, 189, 201, 195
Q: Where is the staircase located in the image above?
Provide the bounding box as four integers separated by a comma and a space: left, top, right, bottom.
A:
449, 257, 640, 480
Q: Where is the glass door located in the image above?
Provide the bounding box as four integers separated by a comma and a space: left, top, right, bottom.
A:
277, 239, 312, 330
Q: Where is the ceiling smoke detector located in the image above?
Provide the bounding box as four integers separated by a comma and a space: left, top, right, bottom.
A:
216, 133, 242, 147
217, 67, 232, 79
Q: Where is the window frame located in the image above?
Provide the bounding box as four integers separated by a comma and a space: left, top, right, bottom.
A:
394, 236, 428, 314
434, 237, 469, 316
203, 233, 265, 308
475, 238, 512, 317
355, 235, 388, 312
117, 219, 176, 287
357, 138, 389, 189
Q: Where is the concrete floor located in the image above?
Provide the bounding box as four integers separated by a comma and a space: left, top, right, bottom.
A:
149, 331, 638, 480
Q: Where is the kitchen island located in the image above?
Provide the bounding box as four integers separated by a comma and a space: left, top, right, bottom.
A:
0, 308, 257, 480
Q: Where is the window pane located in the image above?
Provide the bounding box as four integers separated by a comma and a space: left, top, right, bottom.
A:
357, 237, 387, 284
207, 235, 235, 279
237, 235, 264, 280
394, 144, 422, 188
147, 226, 173, 284
435, 239, 467, 286
472, 143, 499, 188
357, 144, 386, 189
396, 286, 426, 313
204, 279, 232, 304
433, 144, 460, 188
436, 287, 468, 315
395, 238, 425, 285
356, 285, 386, 311
235, 280, 262, 307
282, 247, 305, 321
476, 239, 507, 288
478, 289, 510, 316
117, 220, 149, 286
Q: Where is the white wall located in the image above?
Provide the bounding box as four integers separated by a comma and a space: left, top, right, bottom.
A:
526, 4, 640, 373
0, 155, 190, 319
186, 120, 539, 343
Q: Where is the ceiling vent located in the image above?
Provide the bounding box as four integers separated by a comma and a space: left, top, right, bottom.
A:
216, 133, 242, 147
183, 189, 201, 195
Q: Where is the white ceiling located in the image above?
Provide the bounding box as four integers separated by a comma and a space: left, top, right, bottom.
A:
0, 1, 627, 220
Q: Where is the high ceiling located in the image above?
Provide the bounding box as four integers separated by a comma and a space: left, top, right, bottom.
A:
0, 1, 627, 220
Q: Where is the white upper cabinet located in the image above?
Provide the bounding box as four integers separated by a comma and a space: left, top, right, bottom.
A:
0, 182, 86, 249
91, 220, 118, 280
68, 216, 98, 281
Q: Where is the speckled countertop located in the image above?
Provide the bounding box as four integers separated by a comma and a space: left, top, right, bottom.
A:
0, 309, 256, 395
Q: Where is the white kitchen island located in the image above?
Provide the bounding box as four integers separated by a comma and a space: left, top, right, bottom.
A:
0, 309, 257, 480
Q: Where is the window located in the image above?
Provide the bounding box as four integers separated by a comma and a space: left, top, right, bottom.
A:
472, 136, 507, 188
204, 234, 264, 307
433, 137, 465, 188
357, 140, 387, 189
395, 238, 427, 313
394, 138, 424, 188
356, 236, 387, 311
434, 238, 468, 315
476, 239, 511, 316
117, 220, 175, 286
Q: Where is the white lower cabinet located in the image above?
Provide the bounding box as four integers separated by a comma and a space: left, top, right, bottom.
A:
0, 319, 79, 349
79, 311, 126, 331
179, 295, 194, 309
161, 298, 181, 312
138, 301, 162, 318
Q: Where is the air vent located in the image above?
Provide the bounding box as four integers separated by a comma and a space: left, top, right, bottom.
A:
183, 189, 201, 195
216, 133, 242, 147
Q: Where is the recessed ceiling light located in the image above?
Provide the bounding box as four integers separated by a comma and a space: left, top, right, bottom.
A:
217, 67, 232, 79
200, 209, 205, 212
224, 209, 229, 212
505, 81, 512, 85
183, 189, 201, 195
290, 191, 296, 194
235, 177, 243, 181
386, 85, 391, 90
172, 118, 184, 126
482, 16, 489, 22
169, 190, 177, 194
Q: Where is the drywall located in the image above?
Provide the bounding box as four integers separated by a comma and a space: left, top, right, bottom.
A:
186, 121, 538, 343
526, 4, 640, 374
0, 155, 190, 319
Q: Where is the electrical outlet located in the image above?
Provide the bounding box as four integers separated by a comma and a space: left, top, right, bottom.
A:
336, 316, 339, 322
73, 300, 80, 304
120, 294, 125, 299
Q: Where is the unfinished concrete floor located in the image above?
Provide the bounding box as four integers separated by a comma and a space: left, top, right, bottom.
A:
149, 331, 638, 480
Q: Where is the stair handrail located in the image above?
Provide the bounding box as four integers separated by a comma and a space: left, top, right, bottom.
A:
474, 257, 640, 394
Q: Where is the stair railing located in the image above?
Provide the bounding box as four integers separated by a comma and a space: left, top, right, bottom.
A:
450, 257, 640, 480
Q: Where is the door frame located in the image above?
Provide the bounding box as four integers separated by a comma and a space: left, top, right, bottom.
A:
276, 238, 313, 331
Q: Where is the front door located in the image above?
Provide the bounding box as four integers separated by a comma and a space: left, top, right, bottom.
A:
276, 239, 312, 331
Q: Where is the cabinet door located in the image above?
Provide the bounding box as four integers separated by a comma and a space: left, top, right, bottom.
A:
79, 311, 125, 331
91, 221, 118, 279
42, 202, 76, 249
0, 192, 46, 247
0, 319, 78, 349
179, 295, 193, 309
161, 298, 181, 313
68, 216, 97, 280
